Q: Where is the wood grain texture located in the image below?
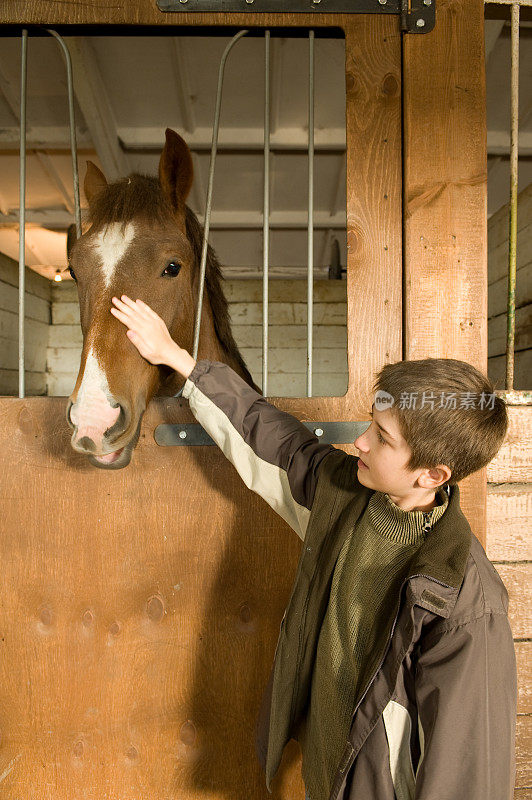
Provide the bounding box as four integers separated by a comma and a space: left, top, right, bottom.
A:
486, 484, 532, 561
489, 259, 532, 318
273, 15, 403, 421
1, 0, 525, 793
0, 9, 402, 797
0, 8, 403, 417
0, 4, 395, 27
516, 715, 532, 789
488, 407, 532, 484
516, 643, 532, 716
0, 395, 307, 798
489, 350, 532, 392
489, 181, 532, 259
402, 0, 488, 545
489, 303, 532, 358
492, 564, 532, 640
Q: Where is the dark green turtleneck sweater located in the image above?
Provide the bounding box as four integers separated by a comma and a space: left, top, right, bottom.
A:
298, 486, 449, 800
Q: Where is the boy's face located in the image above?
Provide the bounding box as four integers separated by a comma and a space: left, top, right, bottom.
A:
354, 403, 440, 497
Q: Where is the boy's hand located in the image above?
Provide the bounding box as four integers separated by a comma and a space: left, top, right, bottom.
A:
110, 295, 196, 378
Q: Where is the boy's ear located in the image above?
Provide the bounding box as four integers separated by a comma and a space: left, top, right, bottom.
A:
84, 161, 108, 206
427, 466, 452, 487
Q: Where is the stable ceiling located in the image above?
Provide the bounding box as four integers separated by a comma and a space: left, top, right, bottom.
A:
0, 22, 530, 282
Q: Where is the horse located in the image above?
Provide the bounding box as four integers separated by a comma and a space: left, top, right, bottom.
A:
65, 128, 260, 470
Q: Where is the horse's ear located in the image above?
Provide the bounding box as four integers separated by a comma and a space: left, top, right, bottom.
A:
158, 129, 194, 218
84, 161, 108, 206
66, 223, 77, 260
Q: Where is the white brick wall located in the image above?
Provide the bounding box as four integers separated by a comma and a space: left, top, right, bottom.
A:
0, 252, 51, 396
46, 278, 348, 398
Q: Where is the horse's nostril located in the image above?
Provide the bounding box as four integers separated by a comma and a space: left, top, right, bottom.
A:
66, 399, 74, 427
105, 403, 128, 439
77, 436, 96, 453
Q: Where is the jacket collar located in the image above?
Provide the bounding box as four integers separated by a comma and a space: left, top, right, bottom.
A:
352, 465, 472, 619
402, 482, 472, 618
405, 482, 471, 587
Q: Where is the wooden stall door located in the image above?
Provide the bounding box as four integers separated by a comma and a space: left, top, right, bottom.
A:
0, 9, 402, 799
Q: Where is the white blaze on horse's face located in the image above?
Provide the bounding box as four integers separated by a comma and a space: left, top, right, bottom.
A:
93, 222, 136, 287
68, 222, 137, 461
69, 347, 121, 454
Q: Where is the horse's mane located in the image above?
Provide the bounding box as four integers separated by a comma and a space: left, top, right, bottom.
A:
87, 174, 260, 392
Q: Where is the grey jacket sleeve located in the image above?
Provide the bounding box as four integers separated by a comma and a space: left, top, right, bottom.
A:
413, 610, 517, 800
181, 359, 336, 540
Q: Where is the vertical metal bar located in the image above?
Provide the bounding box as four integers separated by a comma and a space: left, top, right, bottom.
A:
263, 31, 271, 396
307, 31, 315, 398
19, 29, 28, 399
174, 29, 248, 398
506, 2, 519, 391
192, 29, 247, 359
46, 30, 82, 238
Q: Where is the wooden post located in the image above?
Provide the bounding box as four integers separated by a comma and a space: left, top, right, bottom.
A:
403, 0, 488, 546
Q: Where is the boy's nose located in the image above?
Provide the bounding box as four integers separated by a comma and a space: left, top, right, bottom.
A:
354, 433, 368, 451
354, 420, 372, 450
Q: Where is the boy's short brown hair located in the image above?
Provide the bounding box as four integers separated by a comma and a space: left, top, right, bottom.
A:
373, 358, 509, 485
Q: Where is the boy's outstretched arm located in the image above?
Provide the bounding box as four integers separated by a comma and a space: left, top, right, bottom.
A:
413, 609, 517, 799
179, 359, 337, 540
110, 295, 337, 541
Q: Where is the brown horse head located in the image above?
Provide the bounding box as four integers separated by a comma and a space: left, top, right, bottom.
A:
65, 128, 258, 470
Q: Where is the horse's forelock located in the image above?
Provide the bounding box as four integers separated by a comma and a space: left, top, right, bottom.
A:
85, 173, 258, 391
87, 174, 174, 231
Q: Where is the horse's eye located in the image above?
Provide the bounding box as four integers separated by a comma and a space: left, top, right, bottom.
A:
162, 261, 181, 278
68, 265, 77, 282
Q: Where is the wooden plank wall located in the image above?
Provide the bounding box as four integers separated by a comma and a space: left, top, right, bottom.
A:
0, 9, 404, 430
403, 0, 531, 795
0, 0, 528, 794
487, 184, 531, 794
403, 0, 488, 538
0, 10, 403, 797
46, 279, 349, 398
0, 251, 51, 395
488, 413, 532, 796
488, 181, 532, 391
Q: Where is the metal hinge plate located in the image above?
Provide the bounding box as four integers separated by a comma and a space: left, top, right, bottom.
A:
156, 0, 435, 33
154, 420, 369, 446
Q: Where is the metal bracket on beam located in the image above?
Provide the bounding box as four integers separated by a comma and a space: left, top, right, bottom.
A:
156, 0, 435, 34
154, 420, 369, 446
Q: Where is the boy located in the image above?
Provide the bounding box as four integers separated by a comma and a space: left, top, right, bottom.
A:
110, 294, 517, 800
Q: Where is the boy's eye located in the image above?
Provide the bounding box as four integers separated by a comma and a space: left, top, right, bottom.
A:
370, 413, 386, 444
